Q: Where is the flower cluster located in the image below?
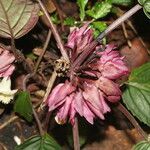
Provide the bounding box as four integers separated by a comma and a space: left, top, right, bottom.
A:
47, 25, 129, 125
0, 47, 17, 104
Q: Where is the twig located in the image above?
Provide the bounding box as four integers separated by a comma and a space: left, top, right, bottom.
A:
97, 4, 142, 41
72, 117, 80, 150
117, 103, 147, 140
40, 70, 57, 109
22, 29, 52, 89
72, 4, 142, 70
37, 0, 69, 62
117, 8, 149, 53
33, 30, 51, 75
0, 116, 19, 130
121, 22, 132, 47
23, 75, 44, 136
127, 20, 150, 54
52, 0, 65, 31
32, 107, 44, 135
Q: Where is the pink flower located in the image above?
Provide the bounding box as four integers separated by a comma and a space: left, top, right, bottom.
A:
66, 24, 93, 60
97, 44, 129, 79
0, 48, 15, 77
47, 24, 129, 125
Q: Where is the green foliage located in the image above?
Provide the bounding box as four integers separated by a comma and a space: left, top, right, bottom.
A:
15, 134, 61, 150
90, 21, 107, 43
51, 13, 60, 24
138, 0, 147, 5
14, 91, 33, 122
91, 21, 107, 33
86, 1, 112, 19
63, 17, 76, 26
132, 140, 150, 150
138, 0, 150, 19
110, 0, 133, 6
122, 63, 150, 126
77, 0, 88, 21
0, 0, 39, 39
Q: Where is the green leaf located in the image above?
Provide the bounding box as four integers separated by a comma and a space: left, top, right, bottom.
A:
63, 17, 76, 26
14, 91, 33, 122
138, 0, 147, 5
77, 0, 88, 21
91, 21, 107, 33
144, 0, 150, 12
51, 13, 60, 24
143, 0, 150, 18
133, 140, 150, 150
90, 22, 107, 43
86, 2, 112, 19
110, 0, 133, 6
0, 0, 39, 39
122, 63, 150, 126
15, 134, 61, 150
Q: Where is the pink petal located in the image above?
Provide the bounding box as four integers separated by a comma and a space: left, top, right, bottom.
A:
98, 90, 111, 113
107, 95, 120, 102
0, 65, 15, 77
83, 102, 95, 124
97, 77, 121, 96
69, 99, 76, 125
0, 50, 15, 69
56, 94, 74, 124
86, 101, 105, 120
74, 90, 84, 116
83, 84, 103, 111
47, 81, 76, 111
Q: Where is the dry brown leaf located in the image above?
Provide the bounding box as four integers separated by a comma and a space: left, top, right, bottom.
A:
120, 38, 150, 71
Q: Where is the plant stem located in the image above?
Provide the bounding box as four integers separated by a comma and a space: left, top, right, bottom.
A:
33, 29, 51, 75
0, 115, 19, 130
37, 0, 69, 62
40, 70, 57, 108
23, 74, 44, 136
32, 107, 44, 136
72, 4, 142, 70
97, 4, 142, 41
117, 103, 147, 140
72, 117, 80, 150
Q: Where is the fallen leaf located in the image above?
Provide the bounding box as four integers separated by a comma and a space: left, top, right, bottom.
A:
120, 38, 150, 71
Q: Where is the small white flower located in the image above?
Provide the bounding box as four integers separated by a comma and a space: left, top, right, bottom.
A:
0, 77, 17, 104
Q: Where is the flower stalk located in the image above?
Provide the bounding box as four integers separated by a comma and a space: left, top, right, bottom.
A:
37, 0, 69, 62
117, 103, 147, 140
73, 117, 80, 150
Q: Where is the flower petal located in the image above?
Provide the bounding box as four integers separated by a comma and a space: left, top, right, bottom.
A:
97, 77, 121, 96
74, 90, 84, 116
55, 94, 74, 124
83, 102, 95, 124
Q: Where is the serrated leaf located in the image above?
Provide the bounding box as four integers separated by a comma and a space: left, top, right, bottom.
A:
144, 0, 150, 12
138, 0, 147, 5
143, 0, 150, 19
90, 21, 107, 40
51, 13, 60, 24
91, 21, 107, 32
77, 0, 88, 21
14, 91, 33, 122
132, 140, 150, 150
122, 63, 150, 126
63, 17, 75, 26
0, 0, 39, 39
86, 2, 112, 19
143, 8, 150, 19
110, 0, 133, 6
15, 134, 61, 150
